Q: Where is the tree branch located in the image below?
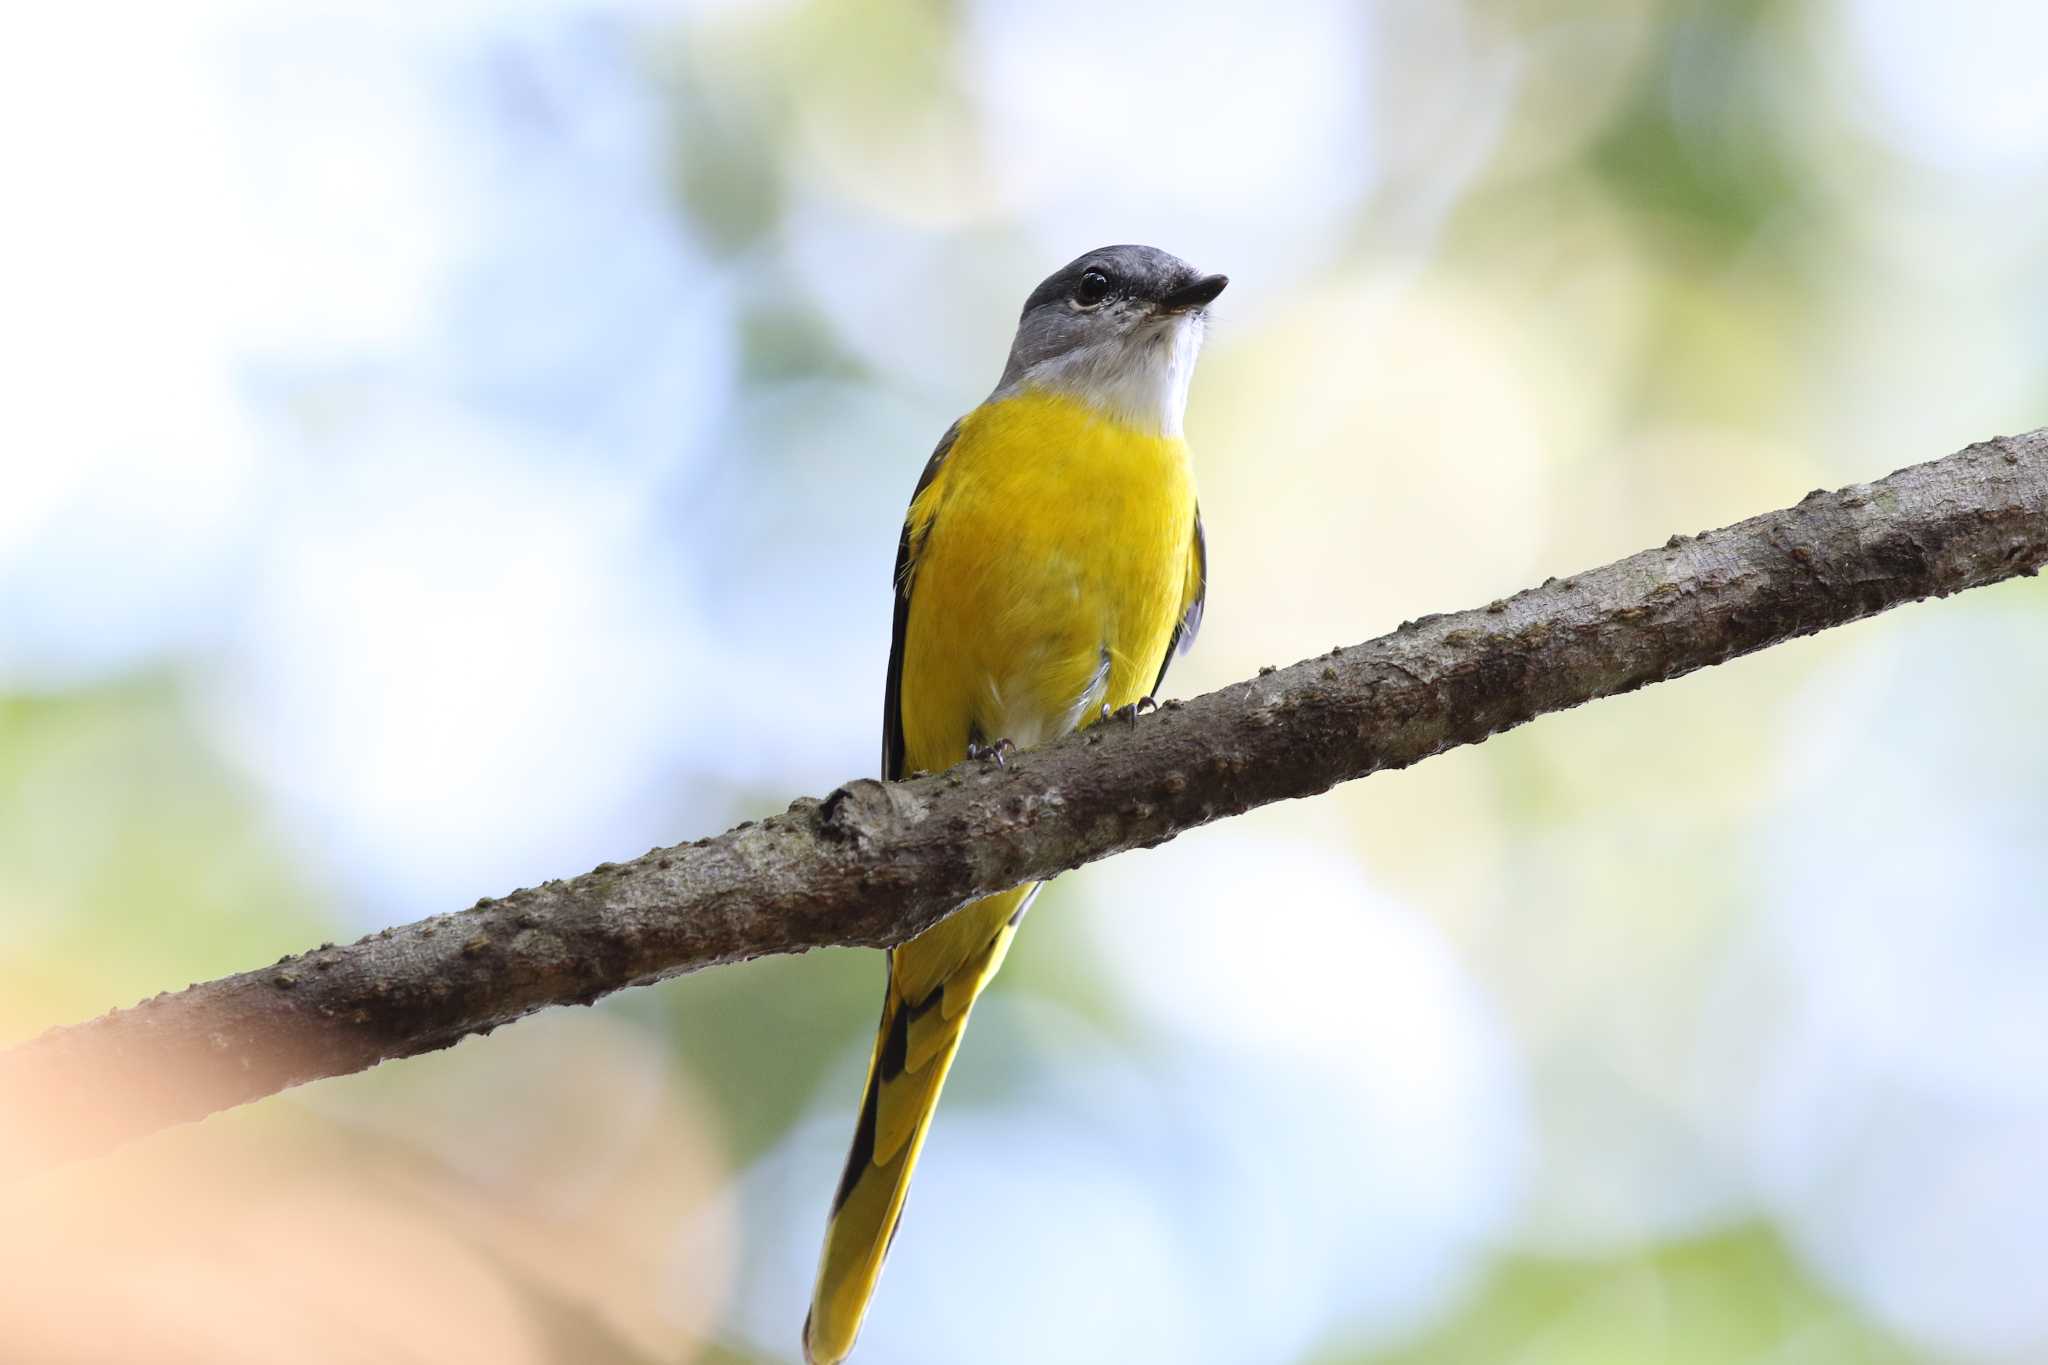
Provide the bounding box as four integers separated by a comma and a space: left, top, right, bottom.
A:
6, 429, 2045, 1176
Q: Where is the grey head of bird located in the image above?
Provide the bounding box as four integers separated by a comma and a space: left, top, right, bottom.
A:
993, 244, 1228, 439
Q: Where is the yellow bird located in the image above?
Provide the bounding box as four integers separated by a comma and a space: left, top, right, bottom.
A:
803, 245, 1223, 1363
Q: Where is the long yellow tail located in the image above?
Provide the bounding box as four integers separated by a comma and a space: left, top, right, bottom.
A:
803, 885, 1034, 1364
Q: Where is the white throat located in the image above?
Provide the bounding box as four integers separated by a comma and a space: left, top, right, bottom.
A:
1015, 312, 1205, 437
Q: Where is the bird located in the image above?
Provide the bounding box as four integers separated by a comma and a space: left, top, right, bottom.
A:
803, 245, 1223, 1364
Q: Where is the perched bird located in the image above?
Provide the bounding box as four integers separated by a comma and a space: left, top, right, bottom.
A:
803, 245, 1223, 1363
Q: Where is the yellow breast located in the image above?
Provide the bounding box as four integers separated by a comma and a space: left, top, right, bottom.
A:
897, 391, 1196, 774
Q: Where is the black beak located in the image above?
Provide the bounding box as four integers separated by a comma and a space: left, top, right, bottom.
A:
1158, 273, 1228, 312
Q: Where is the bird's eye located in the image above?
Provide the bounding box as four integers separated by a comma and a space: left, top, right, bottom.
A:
1074, 269, 1112, 306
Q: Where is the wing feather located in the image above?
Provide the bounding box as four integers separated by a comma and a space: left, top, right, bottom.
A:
882, 422, 960, 782
1150, 504, 1207, 697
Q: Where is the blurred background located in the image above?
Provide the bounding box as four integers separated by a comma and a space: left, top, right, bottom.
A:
4, 0, 2046, 1361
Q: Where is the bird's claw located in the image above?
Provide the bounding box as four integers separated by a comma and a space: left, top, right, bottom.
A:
967, 737, 1016, 768
1099, 696, 1159, 728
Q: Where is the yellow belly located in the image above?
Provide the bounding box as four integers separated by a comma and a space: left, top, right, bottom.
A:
898, 390, 1196, 773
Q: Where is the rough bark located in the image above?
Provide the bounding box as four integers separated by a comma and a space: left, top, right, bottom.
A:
5, 428, 2045, 1176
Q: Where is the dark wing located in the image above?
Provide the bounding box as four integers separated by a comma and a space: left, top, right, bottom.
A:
1150, 504, 1207, 697
882, 422, 961, 782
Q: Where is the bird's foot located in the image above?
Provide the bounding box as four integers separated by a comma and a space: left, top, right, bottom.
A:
967, 737, 1017, 768
1099, 696, 1158, 728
